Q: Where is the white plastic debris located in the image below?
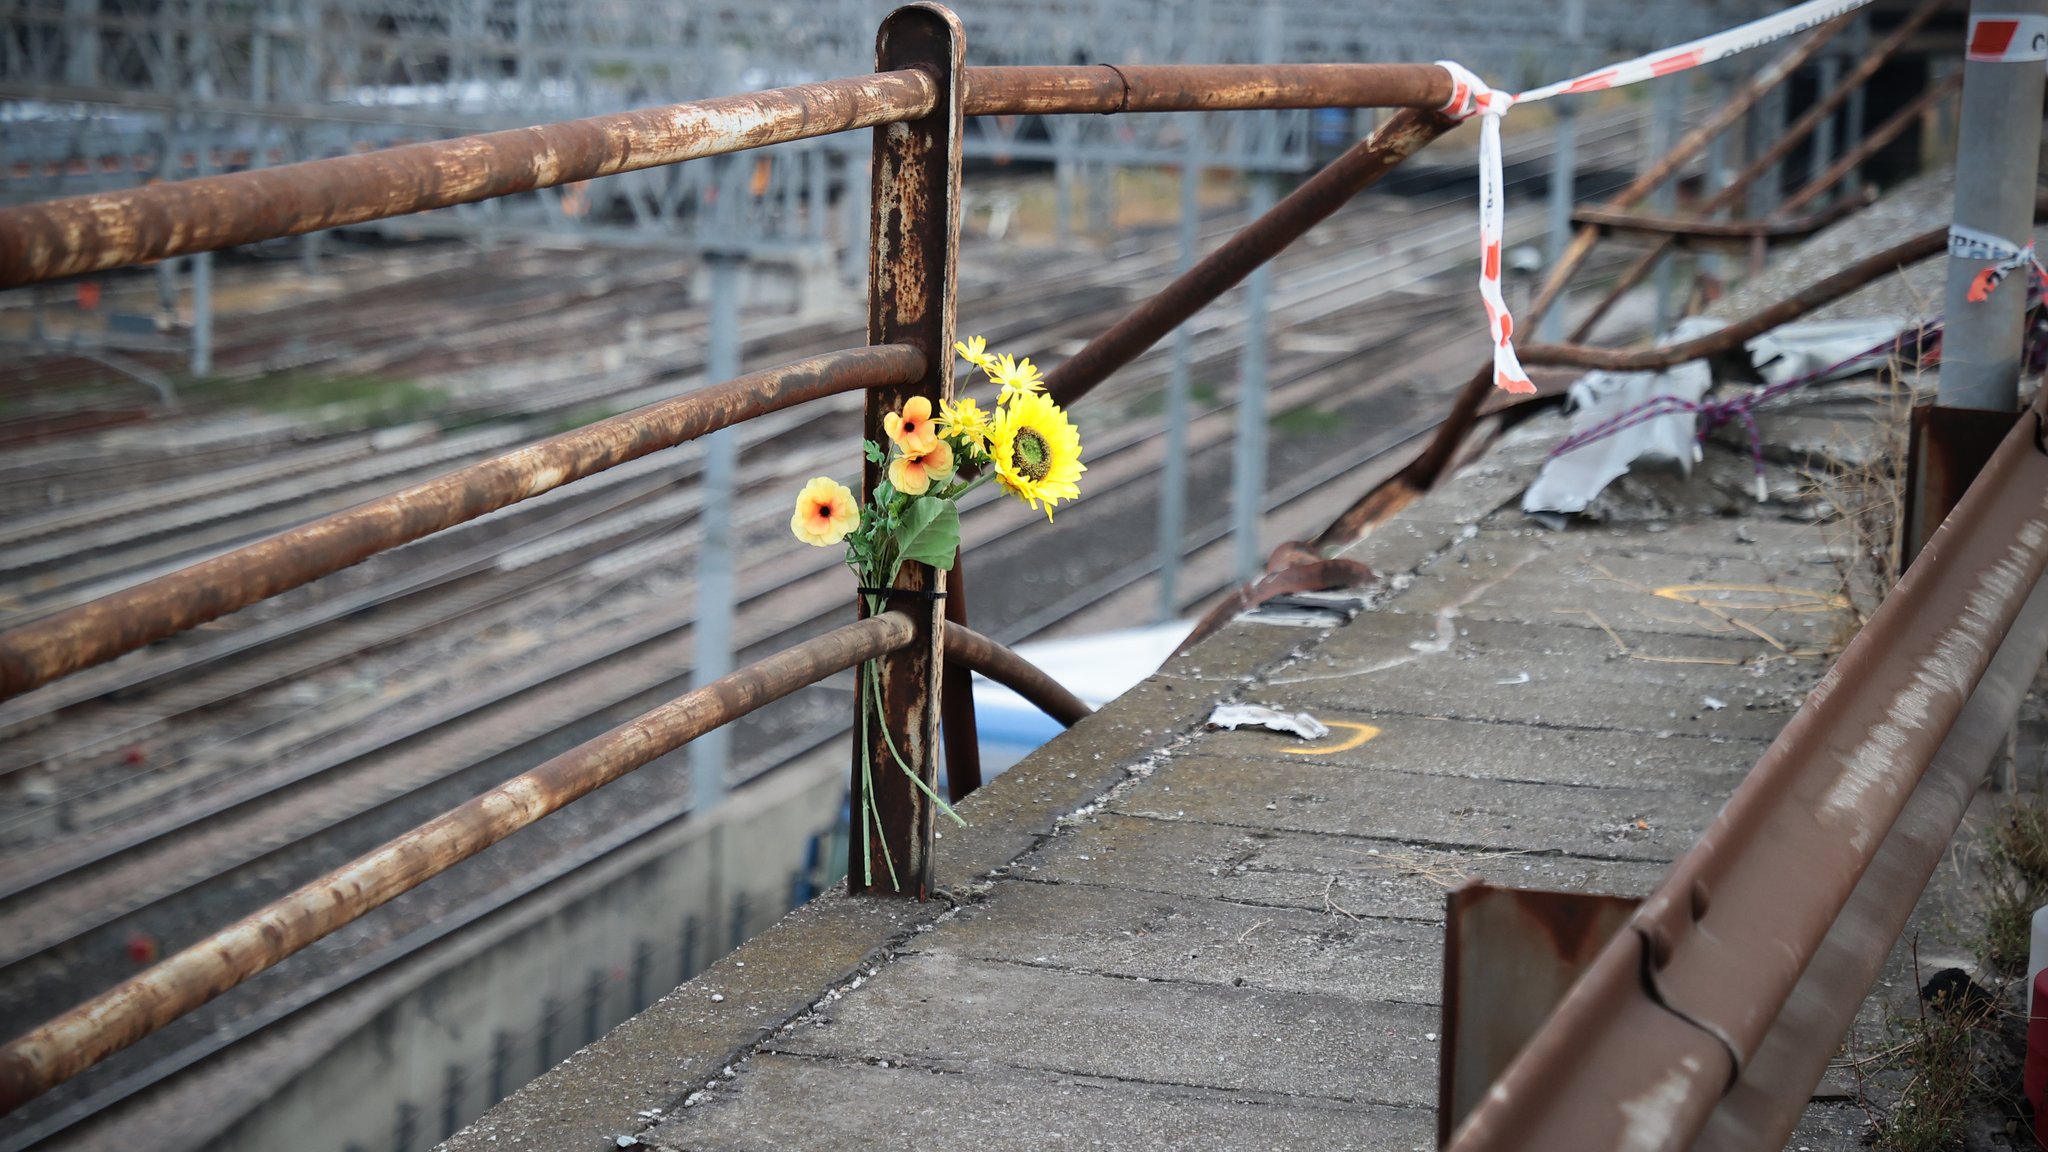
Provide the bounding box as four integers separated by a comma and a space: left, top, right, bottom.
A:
1523, 319, 1720, 515
1206, 703, 1329, 740
1746, 318, 1904, 386
1702, 696, 1727, 710
1495, 672, 1531, 685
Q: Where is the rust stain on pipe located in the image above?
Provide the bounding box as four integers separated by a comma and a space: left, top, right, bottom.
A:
0, 345, 925, 701
0, 611, 916, 1115
0, 72, 939, 288
1045, 106, 1456, 410
965, 63, 1452, 115
942, 621, 1091, 728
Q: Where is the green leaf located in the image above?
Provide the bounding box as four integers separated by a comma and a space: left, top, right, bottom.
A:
862, 439, 887, 465
893, 496, 960, 572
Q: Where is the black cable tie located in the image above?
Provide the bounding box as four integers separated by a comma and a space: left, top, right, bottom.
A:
856, 586, 947, 601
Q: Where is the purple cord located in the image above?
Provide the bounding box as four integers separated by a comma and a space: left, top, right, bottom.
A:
1545, 269, 2046, 494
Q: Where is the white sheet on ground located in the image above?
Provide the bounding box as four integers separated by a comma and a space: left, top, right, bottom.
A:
1746, 317, 1905, 385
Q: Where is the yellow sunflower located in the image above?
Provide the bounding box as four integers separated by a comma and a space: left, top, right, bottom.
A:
988, 353, 1045, 405
936, 396, 993, 451
989, 391, 1084, 521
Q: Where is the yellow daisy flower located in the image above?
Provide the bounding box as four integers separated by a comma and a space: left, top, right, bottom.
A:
790, 477, 858, 546
936, 396, 993, 451
953, 334, 995, 373
989, 391, 1084, 521
988, 353, 1045, 405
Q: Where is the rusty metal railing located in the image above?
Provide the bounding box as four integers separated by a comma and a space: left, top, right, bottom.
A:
0, 1, 1470, 1113
0, 0, 1998, 1140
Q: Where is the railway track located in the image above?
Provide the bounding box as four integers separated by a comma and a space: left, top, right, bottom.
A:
0, 110, 1657, 1149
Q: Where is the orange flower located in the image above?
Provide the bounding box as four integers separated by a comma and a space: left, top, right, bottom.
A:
883, 396, 939, 454
887, 438, 955, 496
789, 477, 858, 547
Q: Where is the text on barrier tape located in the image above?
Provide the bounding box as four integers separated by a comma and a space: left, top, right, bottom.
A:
1950, 223, 2038, 302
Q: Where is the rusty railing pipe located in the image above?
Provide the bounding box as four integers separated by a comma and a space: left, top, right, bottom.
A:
0, 74, 941, 289
0, 62, 1465, 291
0, 611, 917, 1115
1044, 106, 1457, 410
1570, 197, 1865, 249
0, 345, 926, 702
1517, 223, 1949, 371
963, 63, 1453, 115
941, 622, 1092, 728
1449, 389, 2048, 1151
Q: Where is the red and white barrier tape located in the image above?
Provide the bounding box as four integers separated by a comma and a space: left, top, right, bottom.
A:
1437, 0, 1872, 393
1967, 13, 2048, 62
1950, 223, 2039, 302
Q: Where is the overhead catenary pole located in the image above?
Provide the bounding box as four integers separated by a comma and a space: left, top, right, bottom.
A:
1158, 109, 1202, 621
1650, 77, 1684, 332
689, 247, 746, 811
1939, 0, 2048, 411
1232, 6, 1283, 582
1541, 100, 1577, 342
1542, 0, 1586, 342
1232, 174, 1274, 581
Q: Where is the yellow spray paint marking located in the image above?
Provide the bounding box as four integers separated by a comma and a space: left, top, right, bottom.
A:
1284, 721, 1381, 756
1652, 583, 1848, 615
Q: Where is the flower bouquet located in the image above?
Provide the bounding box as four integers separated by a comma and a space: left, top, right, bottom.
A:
789, 336, 1085, 889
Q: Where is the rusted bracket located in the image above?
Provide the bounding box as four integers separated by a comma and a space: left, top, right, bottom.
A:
851, 3, 964, 899
1902, 404, 2021, 569
1437, 884, 1641, 1146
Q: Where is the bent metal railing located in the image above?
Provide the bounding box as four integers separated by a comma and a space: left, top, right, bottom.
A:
0, 4, 1471, 1111
0, 4, 2022, 1146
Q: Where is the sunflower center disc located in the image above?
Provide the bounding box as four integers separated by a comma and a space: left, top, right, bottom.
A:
1012, 429, 1052, 482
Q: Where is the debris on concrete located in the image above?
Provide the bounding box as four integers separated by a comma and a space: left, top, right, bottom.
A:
1747, 317, 1906, 385
1204, 703, 1329, 740
1522, 321, 1720, 515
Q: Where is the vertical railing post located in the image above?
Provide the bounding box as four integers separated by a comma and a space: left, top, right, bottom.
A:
852, 2, 963, 898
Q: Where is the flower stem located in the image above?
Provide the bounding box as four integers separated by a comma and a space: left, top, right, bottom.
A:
858, 660, 900, 891
864, 658, 968, 828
